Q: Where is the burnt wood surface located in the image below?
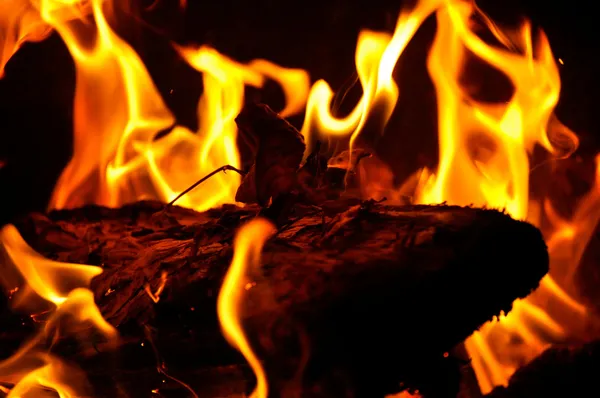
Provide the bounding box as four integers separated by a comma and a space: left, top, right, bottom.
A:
484, 340, 600, 398
1, 200, 549, 397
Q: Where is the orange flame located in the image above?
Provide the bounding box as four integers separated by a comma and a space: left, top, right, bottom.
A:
2, 354, 85, 398
41, 0, 176, 209
415, 0, 576, 219
0, 224, 117, 396
0, 0, 598, 394
36, 0, 309, 212
217, 218, 276, 398
301, 0, 442, 158
247, 59, 310, 118
465, 155, 600, 392
299, 0, 594, 392
396, 0, 589, 392
0, 224, 102, 307
0, 0, 53, 78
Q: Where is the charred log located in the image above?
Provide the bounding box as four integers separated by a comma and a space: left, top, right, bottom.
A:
484, 340, 600, 398
4, 200, 548, 397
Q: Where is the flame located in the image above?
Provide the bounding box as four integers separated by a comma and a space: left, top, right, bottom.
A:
0, 225, 117, 396
545, 155, 600, 261
0, 0, 53, 78
35, 0, 309, 212
0, 224, 101, 307
3, 354, 83, 398
301, 0, 442, 157
217, 218, 276, 398
247, 59, 310, 118
1, 0, 598, 394
465, 155, 600, 392
168, 45, 263, 210
415, 1, 573, 219
40, 0, 178, 209
300, 0, 595, 392
402, 0, 591, 392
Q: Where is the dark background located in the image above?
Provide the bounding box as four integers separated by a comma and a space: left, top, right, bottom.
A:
0, 0, 598, 225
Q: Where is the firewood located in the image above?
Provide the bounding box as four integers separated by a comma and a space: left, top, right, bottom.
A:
5, 200, 548, 397
484, 340, 600, 398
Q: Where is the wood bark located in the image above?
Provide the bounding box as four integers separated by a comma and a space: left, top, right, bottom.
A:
3, 200, 549, 397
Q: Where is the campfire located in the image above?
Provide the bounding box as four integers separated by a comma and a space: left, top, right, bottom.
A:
0, 0, 598, 397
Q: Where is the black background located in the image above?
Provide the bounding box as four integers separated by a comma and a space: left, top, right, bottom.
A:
0, 0, 598, 225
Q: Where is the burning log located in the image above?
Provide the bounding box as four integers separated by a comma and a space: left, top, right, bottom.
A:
6, 199, 548, 397
484, 340, 600, 398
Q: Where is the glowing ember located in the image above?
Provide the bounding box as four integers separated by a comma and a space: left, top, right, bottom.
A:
145, 270, 168, 303
218, 218, 276, 398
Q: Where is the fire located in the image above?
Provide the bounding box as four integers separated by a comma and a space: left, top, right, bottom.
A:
301, 0, 443, 158
0, 224, 101, 307
32, 0, 310, 212
0, 225, 117, 396
217, 218, 276, 398
465, 155, 600, 392
0, 0, 598, 395
38, 0, 175, 209
0, 0, 53, 78
409, 1, 589, 392
415, 1, 577, 219
303, 0, 593, 392
2, 354, 84, 398
171, 46, 309, 210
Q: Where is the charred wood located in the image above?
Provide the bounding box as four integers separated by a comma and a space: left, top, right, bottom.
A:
484, 340, 600, 398
3, 200, 548, 397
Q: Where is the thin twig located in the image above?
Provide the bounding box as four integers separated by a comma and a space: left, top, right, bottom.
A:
165, 165, 247, 208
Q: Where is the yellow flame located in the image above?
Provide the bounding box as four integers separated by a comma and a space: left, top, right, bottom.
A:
0, 291, 115, 397
40, 0, 309, 212
169, 45, 263, 210
247, 59, 310, 118
301, 0, 442, 157
0, 224, 101, 307
2, 0, 598, 394
415, 0, 565, 219
4, 354, 80, 398
0, 225, 117, 397
300, 0, 593, 392
401, 0, 592, 392
40, 0, 175, 209
545, 155, 600, 264
0, 0, 53, 78
217, 218, 276, 398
